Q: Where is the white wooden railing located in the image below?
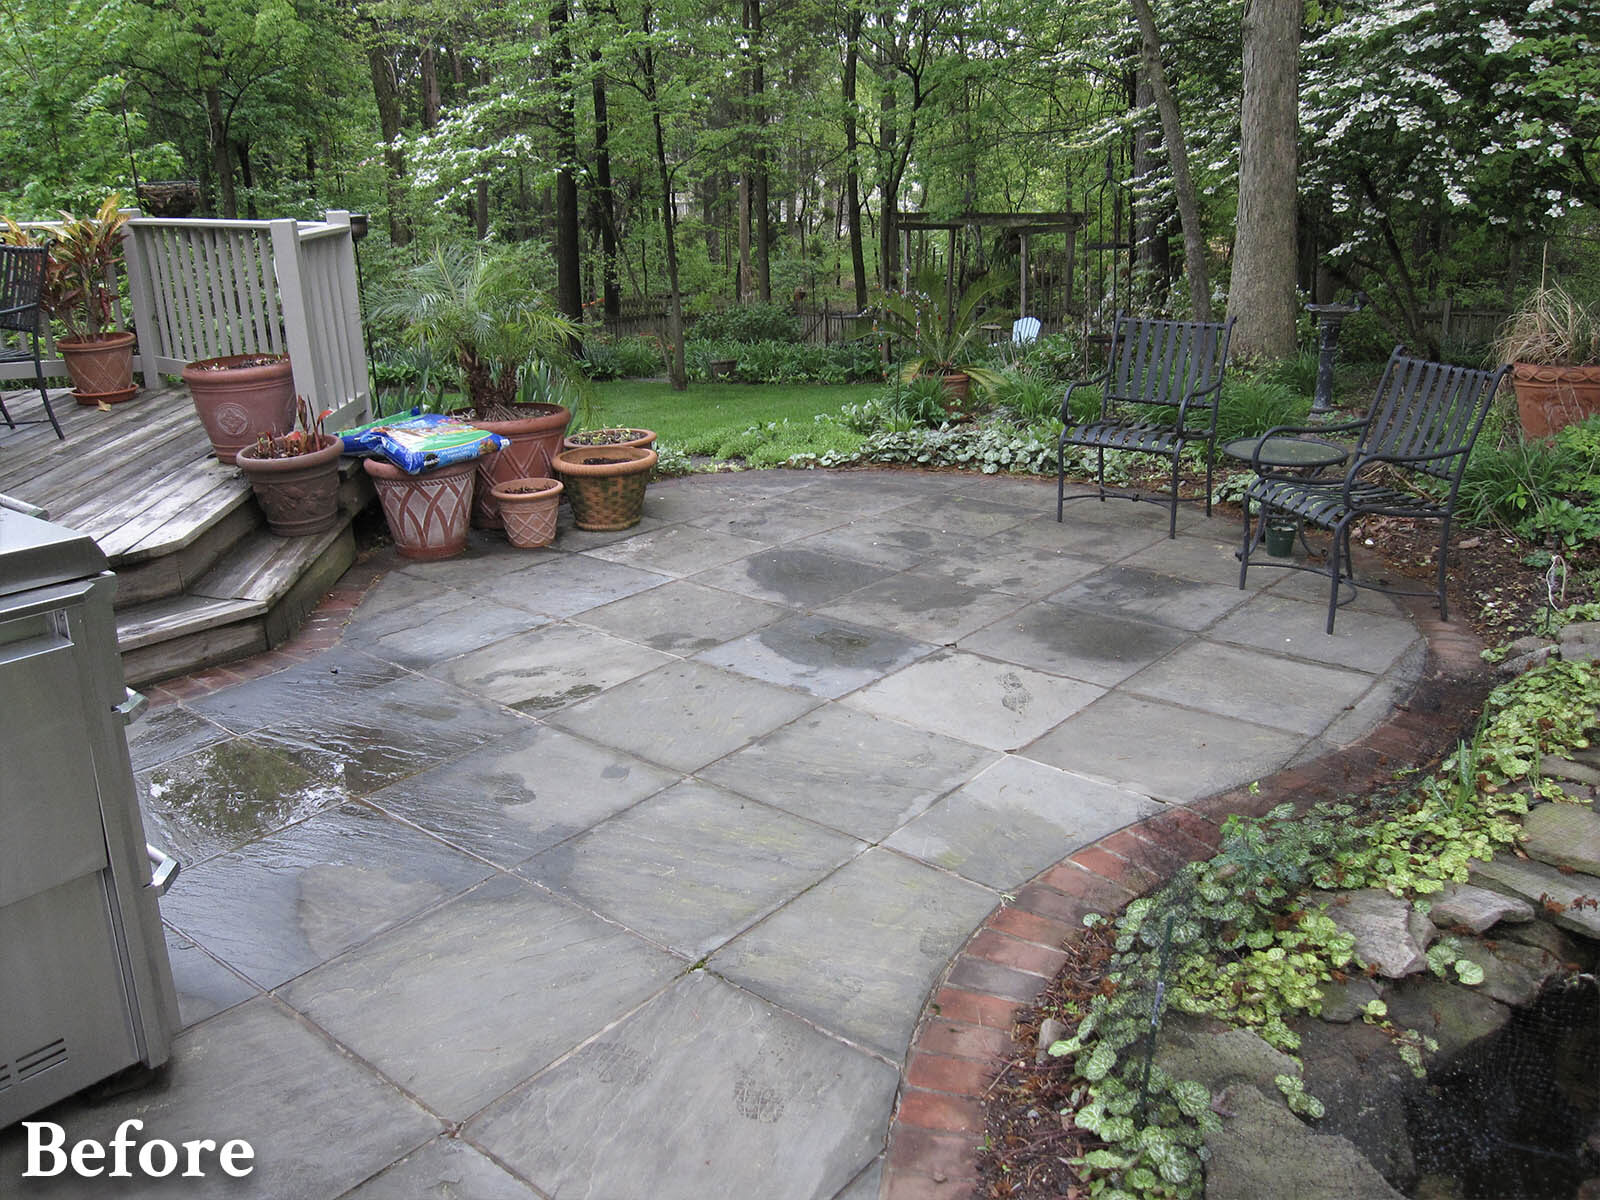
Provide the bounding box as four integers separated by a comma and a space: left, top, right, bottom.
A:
1, 210, 370, 429
123, 211, 370, 428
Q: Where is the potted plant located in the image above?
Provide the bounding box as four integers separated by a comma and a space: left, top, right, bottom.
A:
183, 352, 297, 464
235, 396, 343, 537
1495, 284, 1600, 438
869, 266, 1005, 412
564, 427, 656, 451
491, 477, 564, 548
3, 194, 138, 405
377, 243, 583, 528
553, 445, 657, 531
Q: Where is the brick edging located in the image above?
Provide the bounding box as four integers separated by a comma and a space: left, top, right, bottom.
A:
882, 595, 1491, 1200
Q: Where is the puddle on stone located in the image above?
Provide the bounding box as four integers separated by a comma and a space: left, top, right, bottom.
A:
139, 738, 345, 863
514, 683, 604, 712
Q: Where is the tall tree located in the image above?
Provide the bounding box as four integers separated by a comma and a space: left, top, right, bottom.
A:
1227, 0, 1301, 356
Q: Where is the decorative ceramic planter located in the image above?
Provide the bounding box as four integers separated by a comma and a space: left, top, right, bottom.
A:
940, 372, 971, 406
364, 456, 479, 560
58, 332, 137, 405
1511, 363, 1600, 439
563, 427, 657, 452
553, 445, 657, 531
465, 402, 571, 529
236, 434, 343, 537
183, 353, 296, 464
490, 477, 564, 548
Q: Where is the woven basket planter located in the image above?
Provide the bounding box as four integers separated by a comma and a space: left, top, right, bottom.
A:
491, 477, 563, 548
553, 445, 657, 531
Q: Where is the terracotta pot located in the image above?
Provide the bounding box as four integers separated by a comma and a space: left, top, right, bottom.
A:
58, 332, 136, 403
183, 353, 296, 464
236, 434, 343, 537
553, 445, 657, 531
940, 372, 971, 405
490, 476, 564, 548
463, 402, 571, 529
1511, 363, 1600, 438
563, 427, 657, 452
364, 456, 479, 560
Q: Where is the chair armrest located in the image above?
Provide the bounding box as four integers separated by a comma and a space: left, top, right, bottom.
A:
1174, 377, 1225, 434
1261, 416, 1366, 440
1059, 370, 1109, 424
1341, 446, 1467, 507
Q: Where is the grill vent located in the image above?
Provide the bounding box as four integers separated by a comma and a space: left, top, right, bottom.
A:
0, 1061, 11, 1092
14, 1038, 67, 1081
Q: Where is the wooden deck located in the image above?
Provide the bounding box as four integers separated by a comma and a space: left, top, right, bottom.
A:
1, 382, 369, 685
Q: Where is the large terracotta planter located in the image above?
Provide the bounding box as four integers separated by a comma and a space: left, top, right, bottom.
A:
491, 477, 563, 548
1511, 363, 1600, 438
236, 434, 343, 537
464, 402, 571, 529
554, 445, 657, 531
183, 353, 296, 464
364, 456, 479, 560
58, 332, 137, 405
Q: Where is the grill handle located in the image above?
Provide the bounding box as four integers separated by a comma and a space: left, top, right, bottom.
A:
145, 845, 180, 896
115, 688, 149, 725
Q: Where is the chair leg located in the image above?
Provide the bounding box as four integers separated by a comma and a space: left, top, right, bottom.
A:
1435, 517, 1451, 622
35, 361, 63, 440
1203, 443, 1214, 518
0, 393, 14, 429
1095, 446, 1106, 502
1166, 453, 1179, 538
1325, 525, 1343, 634
1056, 444, 1066, 522
1239, 493, 1253, 589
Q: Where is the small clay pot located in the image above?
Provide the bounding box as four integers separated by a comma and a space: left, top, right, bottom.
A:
490, 476, 564, 548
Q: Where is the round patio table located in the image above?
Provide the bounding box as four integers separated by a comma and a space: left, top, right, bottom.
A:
1222, 434, 1348, 472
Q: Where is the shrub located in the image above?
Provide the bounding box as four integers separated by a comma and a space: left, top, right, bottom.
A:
989, 371, 1064, 425
1213, 377, 1311, 445
1457, 417, 1600, 546
1015, 330, 1085, 381
688, 303, 802, 344
685, 339, 882, 385
582, 335, 663, 380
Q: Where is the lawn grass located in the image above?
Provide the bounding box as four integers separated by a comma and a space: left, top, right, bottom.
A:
585, 380, 879, 450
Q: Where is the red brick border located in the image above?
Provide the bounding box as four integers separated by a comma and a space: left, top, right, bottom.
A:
881, 595, 1492, 1200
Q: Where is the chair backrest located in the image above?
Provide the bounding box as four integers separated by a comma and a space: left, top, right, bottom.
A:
1357, 349, 1511, 482
0, 244, 47, 336
1012, 316, 1040, 346
1105, 312, 1235, 409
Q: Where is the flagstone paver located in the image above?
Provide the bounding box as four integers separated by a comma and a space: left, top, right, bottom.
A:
0, 469, 1454, 1200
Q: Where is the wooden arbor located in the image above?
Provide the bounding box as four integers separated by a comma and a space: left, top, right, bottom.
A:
892, 211, 1083, 327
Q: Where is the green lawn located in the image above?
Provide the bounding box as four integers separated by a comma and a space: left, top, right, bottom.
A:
585, 380, 879, 450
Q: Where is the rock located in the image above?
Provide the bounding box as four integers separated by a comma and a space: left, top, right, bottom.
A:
1491, 916, 1582, 964
1499, 646, 1555, 677
1503, 634, 1553, 659
1470, 855, 1600, 939
1314, 889, 1437, 979
1427, 882, 1533, 933
1152, 1011, 1300, 1097
1469, 937, 1565, 1007
1035, 1017, 1067, 1064
1383, 976, 1510, 1062
1541, 753, 1600, 789
1411, 1175, 1464, 1200
1317, 976, 1382, 1024
1521, 801, 1600, 875
1557, 621, 1600, 661
1292, 1017, 1418, 1190
1203, 1084, 1405, 1200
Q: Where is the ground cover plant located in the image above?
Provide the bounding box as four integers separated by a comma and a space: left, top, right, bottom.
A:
985, 657, 1600, 1200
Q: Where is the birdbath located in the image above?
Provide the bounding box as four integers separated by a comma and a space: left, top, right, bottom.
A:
1304, 302, 1360, 416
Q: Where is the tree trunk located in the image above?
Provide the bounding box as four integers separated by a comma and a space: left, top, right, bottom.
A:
843, 9, 867, 308
879, 77, 900, 288
420, 48, 441, 128
205, 84, 236, 218
641, 18, 686, 389
591, 61, 620, 319
738, 173, 752, 300
550, 0, 582, 322
1227, 0, 1302, 356
1127, 0, 1211, 320
236, 140, 256, 219
1132, 72, 1172, 297
367, 46, 409, 245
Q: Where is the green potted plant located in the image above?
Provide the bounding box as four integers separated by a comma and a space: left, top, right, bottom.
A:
3, 194, 138, 406
869, 267, 1005, 412
235, 396, 344, 537
1495, 284, 1600, 438
378, 243, 583, 528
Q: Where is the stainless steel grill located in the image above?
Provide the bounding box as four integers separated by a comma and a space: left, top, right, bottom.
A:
0, 503, 179, 1128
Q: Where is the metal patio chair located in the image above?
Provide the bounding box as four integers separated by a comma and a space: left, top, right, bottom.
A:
1238, 348, 1511, 633
0, 244, 64, 440
1057, 312, 1236, 537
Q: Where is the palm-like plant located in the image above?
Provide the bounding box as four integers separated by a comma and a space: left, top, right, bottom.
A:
871, 267, 1006, 394
378, 242, 582, 417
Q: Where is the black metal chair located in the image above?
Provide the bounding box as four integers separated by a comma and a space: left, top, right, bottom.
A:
0, 244, 64, 440
1238, 348, 1511, 633
1057, 313, 1236, 537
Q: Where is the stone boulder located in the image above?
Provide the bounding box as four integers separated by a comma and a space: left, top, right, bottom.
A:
1314, 889, 1437, 978
1203, 1085, 1405, 1200
1521, 802, 1600, 876
1427, 882, 1533, 933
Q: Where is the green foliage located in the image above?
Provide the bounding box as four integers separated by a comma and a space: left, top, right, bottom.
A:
989, 371, 1065, 426
683, 339, 882, 385
1457, 417, 1600, 547
688, 303, 802, 344
3, 193, 130, 339
869, 266, 1006, 390
583, 336, 666, 381
1213, 377, 1311, 446
1048, 657, 1600, 1200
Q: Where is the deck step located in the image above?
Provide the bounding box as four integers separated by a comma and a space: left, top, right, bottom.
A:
117, 515, 360, 687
